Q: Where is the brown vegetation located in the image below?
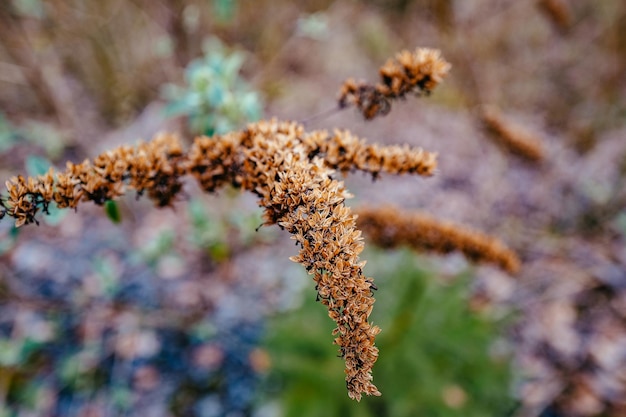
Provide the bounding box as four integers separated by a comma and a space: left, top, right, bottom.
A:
0, 118, 440, 400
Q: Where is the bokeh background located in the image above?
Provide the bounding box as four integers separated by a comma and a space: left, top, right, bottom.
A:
0, 1, 625, 416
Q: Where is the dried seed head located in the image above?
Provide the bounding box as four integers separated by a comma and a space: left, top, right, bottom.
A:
0, 119, 441, 400
356, 205, 521, 275
481, 105, 545, 163
339, 47, 451, 119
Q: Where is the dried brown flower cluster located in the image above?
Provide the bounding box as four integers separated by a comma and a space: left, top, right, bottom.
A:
481, 105, 545, 163
338, 48, 451, 119
355, 205, 520, 274
1, 135, 186, 227
0, 119, 439, 400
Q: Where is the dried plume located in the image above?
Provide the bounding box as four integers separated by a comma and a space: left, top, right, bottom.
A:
0, 119, 438, 400
338, 47, 451, 119
481, 105, 545, 163
355, 205, 521, 274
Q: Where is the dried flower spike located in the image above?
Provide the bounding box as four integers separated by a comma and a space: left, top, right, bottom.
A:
0, 119, 439, 400
480, 105, 545, 163
355, 205, 521, 274
338, 47, 451, 119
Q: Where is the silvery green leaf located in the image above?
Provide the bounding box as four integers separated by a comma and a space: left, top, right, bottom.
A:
241, 92, 262, 120
223, 52, 245, 82
43, 202, 67, 226
12, 0, 45, 19
164, 99, 191, 117
25, 155, 51, 176
215, 118, 234, 135
213, 0, 236, 23
207, 82, 225, 106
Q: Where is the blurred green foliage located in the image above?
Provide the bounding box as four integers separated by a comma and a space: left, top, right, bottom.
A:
163, 37, 263, 136
104, 200, 122, 224
0, 224, 19, 256
212, 0, 238, 24
296, 12, 330, 41
0, 113, 64, 158
11, 0, 45, 19
263, 249, 514, 417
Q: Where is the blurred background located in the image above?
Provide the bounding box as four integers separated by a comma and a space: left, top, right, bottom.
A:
0, 0, 625, 416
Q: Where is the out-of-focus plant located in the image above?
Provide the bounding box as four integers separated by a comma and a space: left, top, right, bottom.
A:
187, 197, 272, 262
10, 0, 45, 19
163, 37, 263, 136
0, 220, 269, 416
0, 113, 64, 158
296, 12, 329, 41
262, 248, 514, 417
212, 0, 238, 24
0, 32, 268, 415
0, 114, 18, 154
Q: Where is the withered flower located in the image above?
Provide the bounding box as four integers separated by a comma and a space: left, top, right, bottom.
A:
0, 119, 438, 400
355, 205, 521, 274
2, 171, 55, 227
480, 105, 545, 163
301, 129, 437, 178
338, 47, 451, 119
0, 46, 456, 401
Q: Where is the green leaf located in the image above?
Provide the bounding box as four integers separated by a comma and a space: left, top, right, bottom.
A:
0, 339, 21, 366
222, 52, 245, 82
140, 230, 176, 266
58, 354, 81, 385
42, 202, 67, 226
164, 36, 264, 136
15, 379, 42, 409
208, 241, 230, 262
20, 337, 40, 354
241, 92, 262, 121
0, 225, 20, 255
213, 0, 237, 23
24, 155, 51, 177
0, 113, 18, 152
20, 121, 65, 158
12, 0, 45, 19
207, 82, 225, 106
104, 200, 122, 224
164, 98, 193, 117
